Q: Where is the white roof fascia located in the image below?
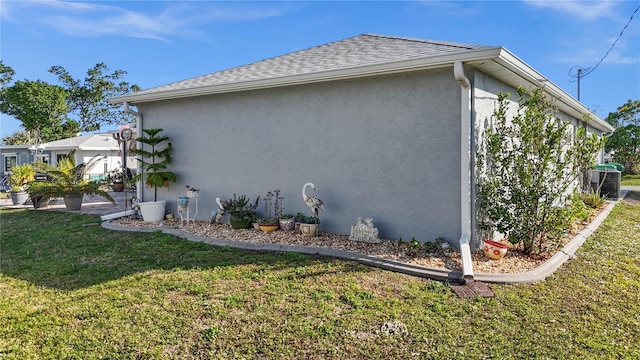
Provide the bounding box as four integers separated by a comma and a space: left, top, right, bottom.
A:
108, 45, 612, 134
44, 145, 118, 151
109, 47, 504, 105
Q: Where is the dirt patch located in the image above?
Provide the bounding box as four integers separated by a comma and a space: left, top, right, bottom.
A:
622, 191, 640, 206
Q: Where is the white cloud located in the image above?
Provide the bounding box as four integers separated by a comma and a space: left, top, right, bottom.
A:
2, 0, 291, 41
523, 0, 618, 21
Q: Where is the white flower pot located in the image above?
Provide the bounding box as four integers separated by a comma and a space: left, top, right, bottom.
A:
10, 191, 29, 205
138, 201, 167, 222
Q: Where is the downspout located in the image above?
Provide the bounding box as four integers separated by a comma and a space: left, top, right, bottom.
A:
123, 102, 143, 202
453, 62, 475, 283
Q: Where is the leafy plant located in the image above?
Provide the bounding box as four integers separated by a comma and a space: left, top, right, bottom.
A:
105, 167, 125, 185
476, 87, 604, 254
8, 163, 35, 192
223, 194, 259, 220
129, 128, 177, 202
27, 150, 114, 203
295, 212, 317, 224
580, 189, 608, 209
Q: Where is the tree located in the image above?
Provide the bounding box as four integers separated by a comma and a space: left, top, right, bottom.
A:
604, 99, 640, 173
0, 61, 15, 88
0, 79, 74, 143
2, 130, 31, 145
476, 87, 603, 255
49, 63, 140, 132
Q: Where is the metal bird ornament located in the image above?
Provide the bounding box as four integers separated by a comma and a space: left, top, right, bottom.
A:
211, 197, 226, 224
302, 182, 324, 219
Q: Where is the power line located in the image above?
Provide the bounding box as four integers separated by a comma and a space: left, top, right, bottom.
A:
569, 3, 640, 99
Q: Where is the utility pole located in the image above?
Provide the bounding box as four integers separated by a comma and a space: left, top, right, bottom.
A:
577, 68, 582, 101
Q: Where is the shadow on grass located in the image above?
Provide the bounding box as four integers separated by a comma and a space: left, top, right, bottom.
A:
0, 208, 371, 290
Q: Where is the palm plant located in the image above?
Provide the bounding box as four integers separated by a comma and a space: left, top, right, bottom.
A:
27, 150, 114, 205
9, 164, 35, 192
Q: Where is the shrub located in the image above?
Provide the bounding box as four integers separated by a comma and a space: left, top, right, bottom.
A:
476, 87, 603, 254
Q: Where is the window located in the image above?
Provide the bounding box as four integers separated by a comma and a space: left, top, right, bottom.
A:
4, 154, 17, 173
56, 153, 69, 164
36, 154, 49, 164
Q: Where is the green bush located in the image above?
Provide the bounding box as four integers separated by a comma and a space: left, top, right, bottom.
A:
477, 87, 604, 254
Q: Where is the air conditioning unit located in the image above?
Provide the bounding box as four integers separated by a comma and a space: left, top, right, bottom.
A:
590, 169, 621, 200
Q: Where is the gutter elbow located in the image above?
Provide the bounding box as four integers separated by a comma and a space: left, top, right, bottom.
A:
454, 61, 471, 89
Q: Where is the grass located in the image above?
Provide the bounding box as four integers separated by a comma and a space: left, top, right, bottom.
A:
1, 201, 639, 359
621, 174, 640, 186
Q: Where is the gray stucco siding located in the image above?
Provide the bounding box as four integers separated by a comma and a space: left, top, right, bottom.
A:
138, 68, 463, 242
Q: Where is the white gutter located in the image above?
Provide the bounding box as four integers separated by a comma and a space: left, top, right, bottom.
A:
453, 61, 475, 283
123, 102, 143, 202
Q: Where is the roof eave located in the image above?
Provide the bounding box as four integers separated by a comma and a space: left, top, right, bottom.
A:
490, 49, 614, 133
108, 47, 504, 105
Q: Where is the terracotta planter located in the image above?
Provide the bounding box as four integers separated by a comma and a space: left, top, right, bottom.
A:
10, 191, 29, 205
111, 182, 125, 192
63, 193, 84, 211
299, 223, 318, 236
483, 239, 508, 260
259, 224, 279, 232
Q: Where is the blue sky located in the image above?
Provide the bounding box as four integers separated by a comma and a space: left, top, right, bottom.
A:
1, 0, 639, 138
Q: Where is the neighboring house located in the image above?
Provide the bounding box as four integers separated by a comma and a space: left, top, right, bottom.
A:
1, 132, 136, 181
1, 144, 48, 186
41, 133, 136, 179
108, 34, 614, 259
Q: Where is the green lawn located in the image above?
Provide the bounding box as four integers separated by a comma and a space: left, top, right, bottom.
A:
1, 200, 639, 359
622, 174, 640, 186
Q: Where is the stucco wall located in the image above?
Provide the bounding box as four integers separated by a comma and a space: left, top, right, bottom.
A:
137, 68, 463, 242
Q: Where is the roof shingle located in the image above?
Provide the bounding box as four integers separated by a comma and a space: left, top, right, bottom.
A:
134, 34, 493, 96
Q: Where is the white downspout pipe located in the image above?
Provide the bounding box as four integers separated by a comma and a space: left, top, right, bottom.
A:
123, 102, 143, 202
453, 61, 475, 283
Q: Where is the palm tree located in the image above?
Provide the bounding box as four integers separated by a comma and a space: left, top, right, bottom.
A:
27, 150, 114, 210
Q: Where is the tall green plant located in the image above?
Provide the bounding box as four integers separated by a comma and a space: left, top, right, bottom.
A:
476, 87, 603, 254
130, 128, 177, 202
8, 164, 35, 192
28, 150, 114, 203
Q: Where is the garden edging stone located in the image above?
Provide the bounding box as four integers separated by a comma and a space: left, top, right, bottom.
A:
102, 193, 621, 284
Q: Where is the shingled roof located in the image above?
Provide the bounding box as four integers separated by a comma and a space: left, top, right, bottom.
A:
42, 134, 120, 151
112, 34, 497, 101
108, 33, 613, 133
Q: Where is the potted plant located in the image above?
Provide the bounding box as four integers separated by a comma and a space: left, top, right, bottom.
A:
279, 214, 295, 231
25, 181, 51, 209
258, 189, 283, 232
28, 150, 114, 211
296, 212, 319, 236
130, 128, 177, 221
8, 164, 35, 205
222, 194, 259, 229
105, 167, 126, 192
